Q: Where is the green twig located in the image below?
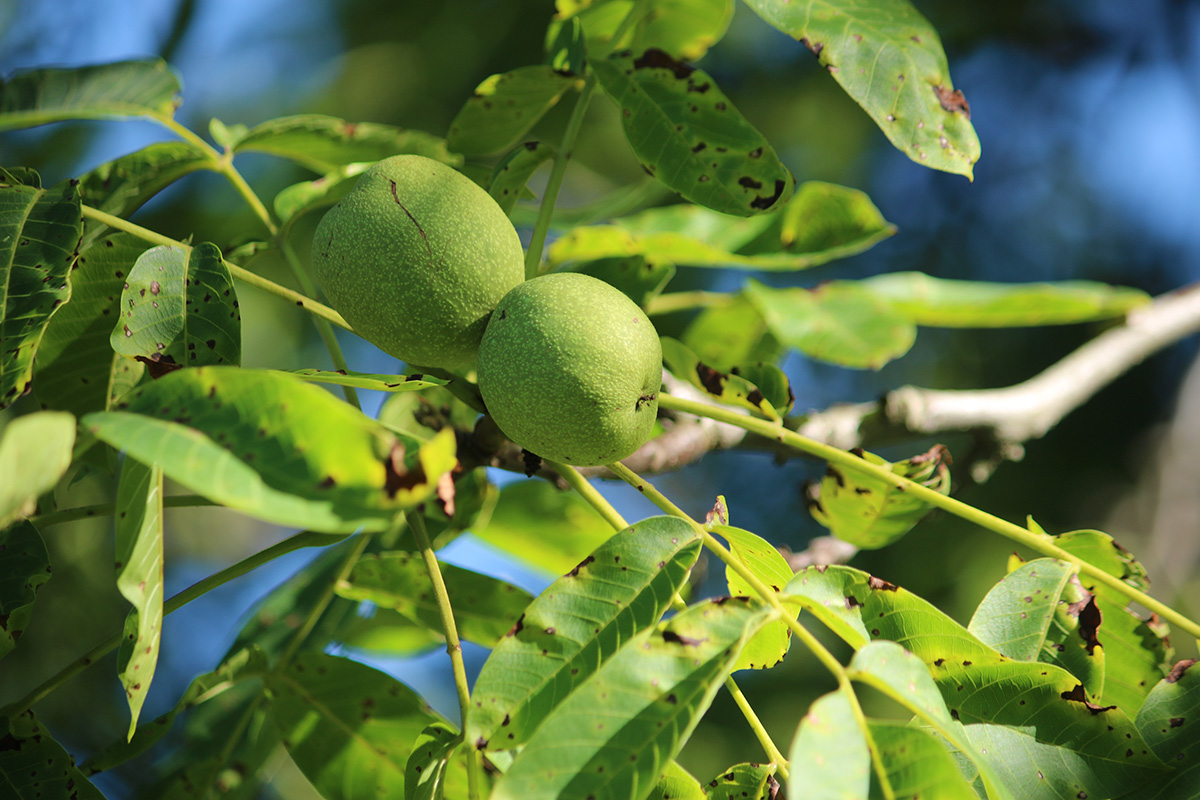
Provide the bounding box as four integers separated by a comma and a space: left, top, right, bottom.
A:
33, 494, 213, 528
546, 460, 628, 530
643, 291, 734, 316
276, 533, 370, 668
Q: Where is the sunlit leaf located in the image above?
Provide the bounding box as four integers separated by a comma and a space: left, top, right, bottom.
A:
556, 0, 734, 61
682, 294, 781, 371
0, 410, 75, 531
807, 445, 950, 548
0, 521, 50, 661
1120, 661, 1200, 799
868, 720, 978, 799
491, 598, 771, 800
488, 142, 554, 216
405, 722, 459, 800
661, 336, 782, 419
741, 0, 980, 179
279, 368, 446, 394
0, 59, 181, 130
335, 608, 443, 657
273, 162, 370, 227
468, 516, 701, 750
78, 142, 210, 222
1, 178, 81, 408
447, 66, 581, 156
84, 367, 457, 533
649, 760, 706, 799
711, 523, 798, 671
787, 688, 869, 800
1, 712, 106, 799
703, 761, 778, 799
593, 49, 792, 216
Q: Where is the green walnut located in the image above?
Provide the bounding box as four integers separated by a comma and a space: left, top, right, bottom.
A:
312, 155, 525, 373
478, 273, 663, 466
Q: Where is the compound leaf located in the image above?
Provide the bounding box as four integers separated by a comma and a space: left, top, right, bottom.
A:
556, 0, 734, 62
868, 720, 978, 800
0, 59, 181, 130
712, 523, 798, 671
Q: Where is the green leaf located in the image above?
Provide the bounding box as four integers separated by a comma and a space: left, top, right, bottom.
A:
682, 295, 781, 371
110, 243, 241, 373
491, 597, 771, 800
564, 255, 676, 307
712, 523, 798, 671
661, 336, 782, 420
335, 608, 443, 657
867, 721, 978, 800
84, 367, 457, 533
860, 272, 1151, 327
545, 15, 586, 75
807, 445, 950, 548
405, 722, 460, 800
0, 59, 181, 130
746, 280, 917, 369
469, 478, 616, 575
33, 233, 149, 416
786, 688, 870, 800
467, 516, 701, 750
592, 50, 793, 216
272, 162, 369, 228
447, 66, 581, 156
336, 551, 532, 648
0, 410, 75, 529
267, 652, 440, 800
741, 0, 980, 179
78, 142, 211, 222
769, 181, 898, 257
781, 564, 872, 647
279, 368, 447, 394
232, 114, 459, 173
488, 142, 554, 216
556, 0, 735, 62
0, 167, 41, 188
1, 178, 81, 408
703, 762, 779, 799
649, 761, 707, 799
0, 521, 50, 661
1, 712, 106, 799
1121, 661, 1200, 799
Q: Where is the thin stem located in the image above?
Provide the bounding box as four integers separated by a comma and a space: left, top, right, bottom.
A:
277, 533, 370, 667
546, 460, 628, 530
200, 694, 266, 800
723, 676, 789, 779
406, 511, 481, 800
33, 494, 213, 528
0, 531, 330, 718
643, 291, 734, 317
659, 392, 1200, 641
604, 461, 691, 520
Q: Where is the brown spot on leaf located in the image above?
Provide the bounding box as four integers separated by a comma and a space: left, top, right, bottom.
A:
933, 85, 971, 119
1060, 684, 1116, 714
633, 48, 694, 79
135, 354, 181, 379
695, 362, 727, 396
1167, 659, 1195, 683
750, 179, 787, 210
568, 555, 595, 577
799, 37, 824, 57
662, 630, 706, 646
383, 442, 428, 497
868, 575, 898, 592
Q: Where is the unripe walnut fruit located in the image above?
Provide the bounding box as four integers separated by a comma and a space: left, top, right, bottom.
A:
478, 273, 662, 467
311, 155, 525, 372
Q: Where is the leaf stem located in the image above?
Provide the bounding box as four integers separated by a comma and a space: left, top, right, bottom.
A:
643, 291, 734, 316
721, 676, 789, 780
276, 533, 370, 668
658, 391, 1200, 641
0, 531, 331, 718
406, 511, 481, 800
32, 494, 213, 528
546, 460, 628, 530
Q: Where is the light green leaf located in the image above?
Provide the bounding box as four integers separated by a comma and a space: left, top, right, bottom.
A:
78, 142, 210, 223
84, 367, 457, 533
405, 722, 460, 800
335, 608, 443, 657
488, 142, 554, 216
33, 233, 148, 416
469, 478, 615, 575
273, 162, 370, 227
808, 445, 950, 548
712, 523, 798, 671
336, 551, 532, 648
741, 0, 980, 179
592, 50, 793, 216
564, 254, 676, 307
682, 294, 781, 371
278, 368, 446, 394
491, 597, 771, 800
703, 762, 779, 799
0, 521, 50, 661
661, 336, 783, 420
468, 516, 701, 750
860, 272, 1151, 327
557, 0, 735, 61
787, 688, 870, 800
0, 410, 75, 529
267, 652, 439, 800
0, 59, 181, 130
746, 279, 916, 369
649, 761, 706, 799
781, 564, 872, 647
1, 712, 106, 799
232, 114, 459, 173
1, 178, 81, 408
447, 66, 581, 156
1121, 661, 1200, 799
770, 181, 898, 257
110, 243, 241, 372
867, 721, 978, 800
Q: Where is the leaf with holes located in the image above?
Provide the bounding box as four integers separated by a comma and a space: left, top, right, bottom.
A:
110, 243, 241, 374
491, 598, 772, 800
661, 336, 780, 419
78, 142, 210, 224
467, 516, 701, 751
1, 178, 81, 408
1, 712, 106, 799
0, 59, 181, 130
33, 233, 148, 416
592, 49, 792, 216
711, 524, 799, 671
703, 762, 778, 799
741, 0, 980, 179
0, 521, 50, 662
0, 410, 75, 530
488, 142, 554, 216
787, 688, 869, 800
267, 652, 440, 800
336, 551, 533, 648
447, 66, 581, 156
83, 367, 457, 533
806, 445, 950, 548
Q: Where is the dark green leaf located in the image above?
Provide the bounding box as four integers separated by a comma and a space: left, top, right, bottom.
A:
447, 66, 582, 156
1, 712, 105, 799
467, 516, 701, 749
488, 142, 554, 216
0, 167, 41, 187
78, 142, 210, 222
592, 50, 793, 216
110, 243, 241, 372
661, 336, 781, 419
703, 762, 778, 799
279, 368, 446, 394
267, 652, 440, 800
545, 15, 586, 75
1, 178, 81, 408
0, 521, 50, 661
0, 59, 181, 130
786, 688, 869, 800
84, 367, 458, 533
0, 411, 75, 529
741, 0, 980, 178
405, 722, 460, 800
491, 598, 771, 800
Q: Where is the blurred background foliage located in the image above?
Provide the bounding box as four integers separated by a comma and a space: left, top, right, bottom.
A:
2, 0, 1199, 796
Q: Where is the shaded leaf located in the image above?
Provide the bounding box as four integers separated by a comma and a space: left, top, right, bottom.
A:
0, 410, 75, 529
0, 521, 50, 661
279, 368, 446, 394
468, 516, 701, 749
273, 162, 369, 227
682, 294, 781, 371
0, 167, 40, 187
704, 762, 778, 799
565, 254, 676, 307
267, 652, 440, 800
712, 523, 797, 671
741, 0, 980, 178
545, 15, 586, 75
1, 178, 81, 408
0, 59, 181, 130
335, 607, 443, 657
447, 66, 581, 156
787, 688, 869, 800
1, 712, 105, 799
84, 367, 457, 533
78, 141, 210, 223
405, 722, 460, 800
1120, 661, 1200, 799
746, 280, 916, 369
807, 445, 950, 548
661, 336, 782, 419
110, 243, 241, 372
868, 721, 977, 800
488, 142, 554, 216
592, 49, 792, 216
491, 598, 771, 800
